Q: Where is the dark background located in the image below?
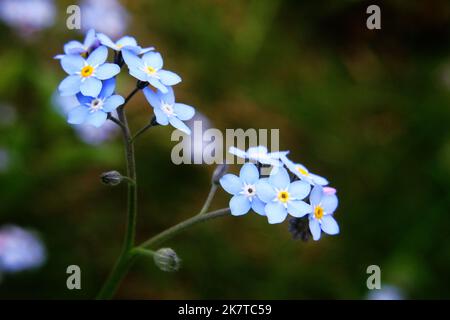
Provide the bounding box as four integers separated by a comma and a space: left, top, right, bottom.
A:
0, 0, 449, 299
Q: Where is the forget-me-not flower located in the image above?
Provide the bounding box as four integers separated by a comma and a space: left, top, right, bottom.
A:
55, 28, 99, 59
97, 33, 154, 54
308, 185, 339, 241
0, 225, 46, 273
143, 86, 194, 135
220, 163, 266, 216
122, 49, 181, 93
68, 78, 124, 127
58, 46, 120, 97
281, 155, 328, 186
229, 146, 289, 167
256, 167, 311, 224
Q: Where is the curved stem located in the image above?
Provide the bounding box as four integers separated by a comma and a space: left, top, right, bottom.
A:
132, 122, 154, 142
139, 208, 231, 249
198, 184, 218, 215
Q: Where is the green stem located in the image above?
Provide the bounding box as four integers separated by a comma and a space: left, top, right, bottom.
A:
198, 184, 218, 215
139, 208, 231, 249
97, 92, 138, 299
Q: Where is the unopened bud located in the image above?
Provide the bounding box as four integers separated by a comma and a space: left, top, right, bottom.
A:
100, 171, 123, 186
212, 164, 228, 185
153, 248, 181, 272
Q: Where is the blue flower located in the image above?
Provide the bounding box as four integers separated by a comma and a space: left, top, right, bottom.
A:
281, 155, 328, 186
256, 167, 311, 224
122, 49, 181, 93
143, 86, 195, 135
229, 146, 289, 167
0, 225, 46, 273
54, 28, 99, 59
58, 46, 120, 97
219, 163, 266, 216
97, 33, 154, 54
308, 185, 339, 241
67, 78, 124, 127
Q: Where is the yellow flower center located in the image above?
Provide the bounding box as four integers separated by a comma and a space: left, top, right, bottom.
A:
314, 205, 324, 219
146, 66, 157, 75
297, 167, 309, 176
81, 65, 94, 77
277, 191, 290, 203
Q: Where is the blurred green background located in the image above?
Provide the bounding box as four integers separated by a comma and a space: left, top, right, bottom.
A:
1, 0, 450, 299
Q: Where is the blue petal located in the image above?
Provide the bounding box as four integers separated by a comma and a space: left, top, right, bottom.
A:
86, 111, 108, 128
68, 106, 89, 124
103, 95, 124, 112
265, 202, 288, 224
229, 146, 247, 158
159, 70, 181, 86
251, 197, 266, 216
122, 49, 143, 70
256, 180, 276, 203
116, 36, 137, 47
97, 33, 116, 49
310, 173, 329, 186
322, 194, 338, 214
130, 68, 148, 82
310, 185, 323, 206
229, 195, 251, 216
139, 47, 155, 54
143, 87, 161, 108
169, 117, 191, 135
148, 78, 168, 93
219, 174, 242, 195
153, 108, 169, 125
76, 93, 93, 105
268, 167, 290, 190
173, 103, 195, 121
287, 200, 312, 218
61, 54, 84, 74
288, 180, 311, 200
309, 219, 321, 241
143, 52, 163, 69
95, 63, 120, 80
80, 77, 102, 97
58, 75, 81, 96
321, 215, 339, 235
240, 163, 259, 184
87, 46, 108, 66
64, 40, 83, 54
157, 86, 175, 104
84, 28, 97, 48
99, 78, 116, 99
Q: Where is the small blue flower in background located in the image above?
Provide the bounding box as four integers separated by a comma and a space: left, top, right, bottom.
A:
122, 49, 181, 93
143, 86, 194, 135
97, 33, 154, 54
67, 78, 124, 128
220, 163, 266, 216
58, 46, 120, 97
55, 28, 99, 59
308, 185, 339, 241
229, 146, 289, 167
281, 155, 328, 186
0, 225, 46, 273
80, 0, 128, 38
256, 167, 311, 224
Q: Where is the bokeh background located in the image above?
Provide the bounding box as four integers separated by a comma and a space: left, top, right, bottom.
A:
0, 0, 449, 299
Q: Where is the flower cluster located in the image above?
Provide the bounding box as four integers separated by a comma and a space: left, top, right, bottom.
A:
220, 146, 340, 241
55, 29, 195, 132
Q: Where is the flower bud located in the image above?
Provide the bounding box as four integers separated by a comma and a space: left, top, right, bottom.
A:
153, 248, 181, 272
212, 164, 228, 185
100, 171, 123, 186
